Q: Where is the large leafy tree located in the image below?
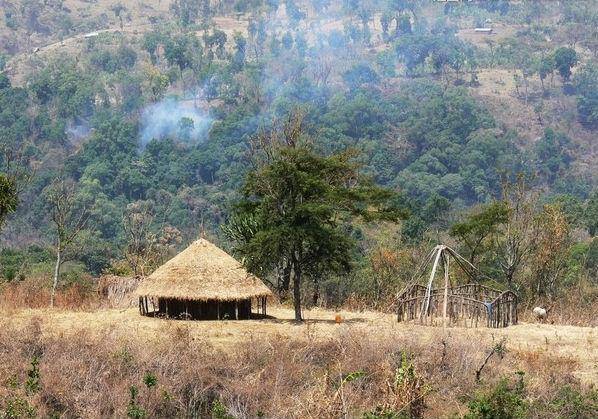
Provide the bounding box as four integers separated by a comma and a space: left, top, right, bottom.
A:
226, 113, 404, 321
450, 201, 509, 267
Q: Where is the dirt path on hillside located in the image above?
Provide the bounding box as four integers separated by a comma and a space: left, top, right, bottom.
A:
6, 305, 597, 385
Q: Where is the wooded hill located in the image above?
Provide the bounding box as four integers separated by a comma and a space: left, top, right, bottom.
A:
0, 0, 596, 313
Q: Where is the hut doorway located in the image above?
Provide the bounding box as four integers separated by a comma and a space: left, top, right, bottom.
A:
396, 245, 518, 328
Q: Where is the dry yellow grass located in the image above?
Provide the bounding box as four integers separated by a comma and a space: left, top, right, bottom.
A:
6, 304, 597, 385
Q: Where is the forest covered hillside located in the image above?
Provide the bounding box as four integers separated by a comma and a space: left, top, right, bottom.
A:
0, 0, 597, 312
1, 1, 598, 418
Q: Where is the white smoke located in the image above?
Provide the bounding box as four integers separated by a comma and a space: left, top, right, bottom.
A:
66, 119, 91, 145
140, 97, 213, 146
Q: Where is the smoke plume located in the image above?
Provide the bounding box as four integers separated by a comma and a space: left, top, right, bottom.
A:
140, 97, 213, 146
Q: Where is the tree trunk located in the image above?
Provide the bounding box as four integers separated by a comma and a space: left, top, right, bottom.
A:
312, 277, 320, 307
505, 268, 514, 291
51, 246, 62, 308
292, 255, 303, 321
278, 261, 292, 300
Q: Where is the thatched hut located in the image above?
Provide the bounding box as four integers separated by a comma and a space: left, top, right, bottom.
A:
136, 239, 272, 320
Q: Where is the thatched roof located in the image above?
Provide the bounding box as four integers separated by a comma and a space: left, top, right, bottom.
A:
136, 239, 272, 301
98, 275, 143, 308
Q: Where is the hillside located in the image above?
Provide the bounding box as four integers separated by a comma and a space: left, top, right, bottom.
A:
0, 1, 597, 417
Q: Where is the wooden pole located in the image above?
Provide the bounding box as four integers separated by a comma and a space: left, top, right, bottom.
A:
442, 254, 450, 329
421, 245, 443, 322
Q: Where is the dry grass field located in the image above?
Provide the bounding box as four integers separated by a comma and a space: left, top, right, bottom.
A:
5, 304, 597, 385
1, 304, 595, 417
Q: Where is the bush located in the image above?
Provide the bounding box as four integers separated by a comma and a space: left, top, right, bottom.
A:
464, 373, 527, 419
536, 385, 598, 418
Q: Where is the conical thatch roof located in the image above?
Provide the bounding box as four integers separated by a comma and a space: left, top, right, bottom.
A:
136, 239, 272, 301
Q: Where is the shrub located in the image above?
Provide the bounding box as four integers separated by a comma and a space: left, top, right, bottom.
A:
536, 385, 598, 418
464, 373, 527, 419
127, 386, 146, 419
2, 397, 36, 419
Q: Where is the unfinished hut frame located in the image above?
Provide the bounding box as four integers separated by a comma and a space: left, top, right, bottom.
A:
396, 245, 518, 328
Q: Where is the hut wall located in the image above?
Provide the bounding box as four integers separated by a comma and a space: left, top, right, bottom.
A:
201, 300, 219, 319
238, 299, 251, 319
151, 297, 253, 320
220, 301, 236, 320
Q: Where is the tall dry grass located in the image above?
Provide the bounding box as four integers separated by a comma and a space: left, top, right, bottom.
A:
0, 279, 99, 311
0, 316, 594, 418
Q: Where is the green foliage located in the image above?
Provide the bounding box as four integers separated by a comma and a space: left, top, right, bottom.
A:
164, 33, 201, 70
450, 202, 509, 265
0, 174, 18, 230
211, 399, 233, 419
341, 370, 366, 385
29, 58, 98, 118
537, 385, 598, 418
585, 238, 598, 279
2, 397, 36, 419
143, 372, 157, 389
553, 47, 577, 82
464, 375, 528, 419
343, 63, 379, 89
0, 245, 54, 281
228, 116, 403, 318
127, 385, 147, 419
534, 128, 573, 184
574, 62, 598, 129
24, 356, 40, 396
395, 33, 474, 77
90, 44, 137, 73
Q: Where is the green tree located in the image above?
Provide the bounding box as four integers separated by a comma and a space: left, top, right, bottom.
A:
450, 202, 509, 266
553, 47, 577, 82
585, 192, 598, 236
177, 117, 194, 141
538, 55, 554, 92
169, 0, 199, 26
534, 128, 573, 184
110, 3, 127, 30
226, 113, 403, 320
574, 62, 598, 129
0, 174, 18, 232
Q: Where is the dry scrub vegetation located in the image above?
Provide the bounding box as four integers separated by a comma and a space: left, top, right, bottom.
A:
0, 281, 597, 417
0, 303, 596, 418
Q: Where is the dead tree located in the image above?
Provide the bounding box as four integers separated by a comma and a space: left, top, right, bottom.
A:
45, 179, 89, 307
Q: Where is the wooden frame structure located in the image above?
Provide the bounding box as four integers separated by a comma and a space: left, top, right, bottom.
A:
397, 245, 518, 328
